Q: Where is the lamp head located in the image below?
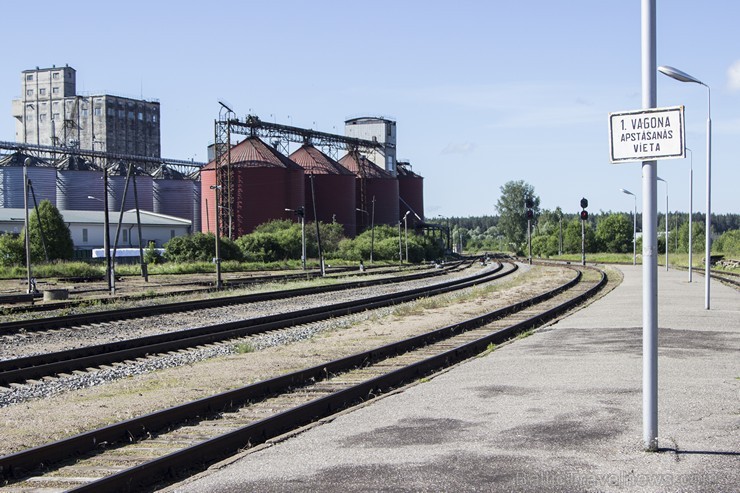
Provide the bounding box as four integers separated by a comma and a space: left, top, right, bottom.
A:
620, 188, 635, 196
658, 65, 703, 85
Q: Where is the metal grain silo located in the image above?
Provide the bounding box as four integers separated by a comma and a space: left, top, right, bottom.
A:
289, 144, 356, 237
339, 151, 399, 229
152, 165, 197, 223
190, 171, 202, 233
0, 153, 57, 208
107, 162, 154, 212
56, 155, 104, 211
397, 160, 424, 228
201, 137, 304, 237
200, 165, 217, 234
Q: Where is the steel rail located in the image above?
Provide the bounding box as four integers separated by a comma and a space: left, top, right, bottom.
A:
0, 262, 463, 335
0, 263, 510, 385
0, 263, 435, 313
0, 266, 604, 488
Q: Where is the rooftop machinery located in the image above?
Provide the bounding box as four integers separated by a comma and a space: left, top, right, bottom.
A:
213, 109, 390, 239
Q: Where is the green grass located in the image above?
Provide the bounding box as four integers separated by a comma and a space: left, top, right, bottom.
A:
234, 342, 256, 354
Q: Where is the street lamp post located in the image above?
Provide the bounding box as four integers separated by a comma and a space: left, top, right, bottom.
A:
398, 220, 403, 268
658, 65, 711, 309
403, 211, 410, 262
23, 158, 33, 294
88, 183, 113, 294
558, 214, 562, 256
356, 207, 375, 265
210, 185, 223, 289
657, 177, 668, 271
620, 188, 638, 265
286, 207, 306, 270
686, 147, 693, 282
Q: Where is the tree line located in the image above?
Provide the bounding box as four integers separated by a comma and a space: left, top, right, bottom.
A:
442, 180, 740, 257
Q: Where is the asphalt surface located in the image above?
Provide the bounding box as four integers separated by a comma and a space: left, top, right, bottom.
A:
169, 265, 739, 493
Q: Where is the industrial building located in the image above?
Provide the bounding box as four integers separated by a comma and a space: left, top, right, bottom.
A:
4, 67, 424, 245
289, 144, 357, 237
11, 65, 161, 158
200, 137, 305, 238
0, 207, 191, 257
206, 114, 423, 238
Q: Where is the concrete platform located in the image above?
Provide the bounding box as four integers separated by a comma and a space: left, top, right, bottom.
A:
170, 265, 739, 492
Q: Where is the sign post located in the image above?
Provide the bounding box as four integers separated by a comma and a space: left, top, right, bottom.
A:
608, 2, 685, 450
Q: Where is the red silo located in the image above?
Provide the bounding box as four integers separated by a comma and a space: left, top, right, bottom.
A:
201, 137, 304, 237
397, 160, 424, 228
289, 144, 357, 237
339, 151, 399, 229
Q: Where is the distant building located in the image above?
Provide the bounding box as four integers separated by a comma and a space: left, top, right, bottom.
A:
11, 65, 161, 157
0, 208, 190, 257
344, 117, 397, 176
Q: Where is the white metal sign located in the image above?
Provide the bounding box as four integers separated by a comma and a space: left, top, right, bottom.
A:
608, 106, 685, 163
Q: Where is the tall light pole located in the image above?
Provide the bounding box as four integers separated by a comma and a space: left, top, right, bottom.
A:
658, 65, 711, 309
23, 158, 33, 294
286, 207, 306, 270
558, 213, 563, 256
657, 177, 668, 271
403, 210, 410, 262
210, 185, 223, 289
88, 190, 112, 294
620, 188, 638, 266
398, 220, 403, 268
642, 0, 658, 452
686, 147, 693, 282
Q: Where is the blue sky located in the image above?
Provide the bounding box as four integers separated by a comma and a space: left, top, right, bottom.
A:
2, 0, 738, 217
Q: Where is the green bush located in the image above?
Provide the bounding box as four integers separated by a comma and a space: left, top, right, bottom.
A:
714, 229, 740, 255
0, 233, 24, 267
144, 241, 164, 265
22, 200, 74, 262
164, 233, 242, 263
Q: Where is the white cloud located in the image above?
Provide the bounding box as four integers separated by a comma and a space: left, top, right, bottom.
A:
441, 142, 476, 155
728, 60, 740, 91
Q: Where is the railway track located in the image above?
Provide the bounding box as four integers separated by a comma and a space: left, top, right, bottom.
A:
0, 263, 431, 314
0, 262, 468, 336
0, 265, 606, 492
0, 261, 510, 386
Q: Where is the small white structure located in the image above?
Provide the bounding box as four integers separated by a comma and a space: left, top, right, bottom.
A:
0, 208, 191, 252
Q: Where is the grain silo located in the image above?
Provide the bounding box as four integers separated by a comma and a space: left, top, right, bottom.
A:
201, 136, 304, 237
339, 151, 399, 229
0, 152, 57, 208
152, 165, 197, 224
56, 155, 104, 211
189, 169, 201, 233
397, 160, 424, 228
289, 144, 356, 237
107, 162, 154, 212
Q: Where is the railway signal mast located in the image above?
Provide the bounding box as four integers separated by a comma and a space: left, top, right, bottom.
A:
580, 198, 588, 266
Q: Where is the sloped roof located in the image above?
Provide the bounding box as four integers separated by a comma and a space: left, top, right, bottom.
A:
397, 161, 422, 179
56, 155, 100, 171
339, 151, 394, 179
289, 144, 354, 176
151, 165, 187, 180
0, 208, 190, 226
202, 137, 302, 171
108, 161, 152, 177
0, 152, 52, 168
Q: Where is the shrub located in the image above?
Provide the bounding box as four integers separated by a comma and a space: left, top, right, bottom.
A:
0, 233, 24, 267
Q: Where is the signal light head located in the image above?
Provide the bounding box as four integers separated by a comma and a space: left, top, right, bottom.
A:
580, 210, 589, 220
